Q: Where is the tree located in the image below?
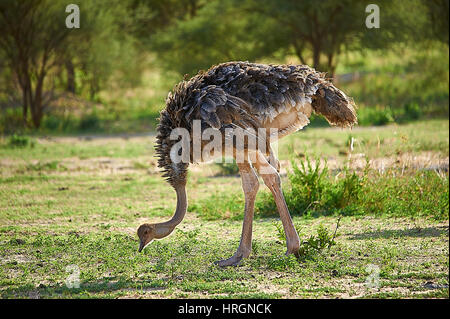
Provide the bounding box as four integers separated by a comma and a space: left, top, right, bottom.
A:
0, 0, 144, 127
148, 0, 433, 78
0, 0, 71, 127
424, 0, 449, 45
65, 0, 143, 100
149, 0, 384, 77
150, 0, 264, 76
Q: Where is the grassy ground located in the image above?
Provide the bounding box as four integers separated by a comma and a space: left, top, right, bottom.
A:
0, 120, 448, 299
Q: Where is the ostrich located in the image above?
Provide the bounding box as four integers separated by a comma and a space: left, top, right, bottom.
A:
137, 61, 357, 266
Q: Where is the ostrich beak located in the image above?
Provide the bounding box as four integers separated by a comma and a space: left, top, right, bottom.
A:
138, 240, 145, 252
138, 239, 153, 252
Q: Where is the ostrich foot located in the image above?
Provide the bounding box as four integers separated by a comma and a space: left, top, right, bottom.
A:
285, 243, 300, 259
214, 254, 244, 267
285, 249, 300, 259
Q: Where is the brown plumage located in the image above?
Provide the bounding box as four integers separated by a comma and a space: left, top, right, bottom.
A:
156, 61, 356, 187
139, 61, 357, 265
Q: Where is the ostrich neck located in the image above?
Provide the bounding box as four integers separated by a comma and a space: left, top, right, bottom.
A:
154, 185, 187, 238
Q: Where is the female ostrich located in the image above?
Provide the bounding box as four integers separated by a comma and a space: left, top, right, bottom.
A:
138, 61, 357, 266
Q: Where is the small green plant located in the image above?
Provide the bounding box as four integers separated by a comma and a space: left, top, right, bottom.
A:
274, 222, 302, 242
7, 134, 34, 148
26, 160, 65, 171
215, 160, 239, 176
297, 224, 336, 260
274, 222, 337, 261
288, 155, 330, 214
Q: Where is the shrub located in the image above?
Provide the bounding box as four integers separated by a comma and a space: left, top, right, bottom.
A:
0, 108, 23, 134
6, 134, 35, 148
215, 160, 239, 176
78, 112, 100, 131
395, 102, 423, 123
357, 106, 394, 126
275, 222, 337, 261
284, 156, 366, 216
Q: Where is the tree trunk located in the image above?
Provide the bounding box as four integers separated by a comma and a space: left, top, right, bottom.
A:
65, 59, 76, 94
21, 86, 29, 126
312, 43, 322, 72
30, 73, 45, 128
326, 53, 336, 79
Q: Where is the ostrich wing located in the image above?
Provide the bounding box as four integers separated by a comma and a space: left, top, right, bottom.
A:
204, 62, 356, 128
185, 85, 259, 130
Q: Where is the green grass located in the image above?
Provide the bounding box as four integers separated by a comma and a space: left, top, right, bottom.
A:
277, 119, 449, 161
0, 120, 448, 298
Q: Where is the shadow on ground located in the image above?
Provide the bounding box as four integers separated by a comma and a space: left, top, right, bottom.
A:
1, 277, 168, 299
349, 226, 449, 240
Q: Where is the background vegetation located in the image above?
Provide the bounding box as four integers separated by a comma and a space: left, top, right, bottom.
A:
0, 0, 448, 134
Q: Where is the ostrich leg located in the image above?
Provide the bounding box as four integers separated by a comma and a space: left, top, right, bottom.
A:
254, 151, 300, 256
216, 161, 259, 267
268, 145, 280, 173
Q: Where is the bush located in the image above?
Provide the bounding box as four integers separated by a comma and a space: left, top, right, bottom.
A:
395, 102, 423, 123
275, 222, 337, 261
285, 156, 366, 216
0, 108, 24, 134
215, 160, 239, 176
78, 112, 100, 131
6, 134, 35, 148
42, 114, 60, 131
357, 106, 394, 126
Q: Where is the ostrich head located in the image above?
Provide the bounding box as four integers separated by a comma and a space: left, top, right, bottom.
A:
137, 223, 155, 252
137, 186, 187, 252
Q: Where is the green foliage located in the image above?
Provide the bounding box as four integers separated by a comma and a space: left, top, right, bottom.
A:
256, 156, 448, 220
339, 46, 449, 123
189, 192, 245, 220
275, 222, 337, 261
78, 113, 101, 132
215, 160, 239, 176
297, 224, 336, 260
5, 135, 35, 149
285, 156, 366, 216
1, 0, 448, 134
149, 0, 435, 76
357, 107, 395, 126
150, 0, 262, 76
193, 156, 448, 221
